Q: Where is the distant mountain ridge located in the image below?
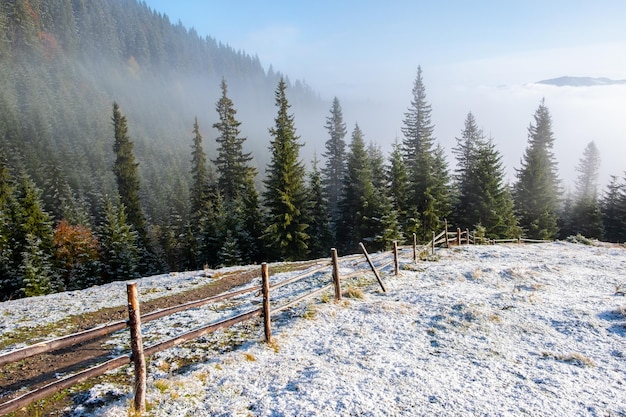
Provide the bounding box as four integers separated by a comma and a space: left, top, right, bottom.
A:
537, 76, 626, 87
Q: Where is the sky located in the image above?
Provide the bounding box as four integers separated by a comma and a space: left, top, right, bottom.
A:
142, 0, 626, 188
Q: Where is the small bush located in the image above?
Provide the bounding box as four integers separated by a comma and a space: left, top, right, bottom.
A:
566, 234, 594, 245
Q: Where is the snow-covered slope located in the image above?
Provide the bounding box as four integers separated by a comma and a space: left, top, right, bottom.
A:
5, 242, 626, 416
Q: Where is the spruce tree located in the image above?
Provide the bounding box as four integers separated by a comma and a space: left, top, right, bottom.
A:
0, 157, 15, 299
190, 117, 209, 219
307, 156, 333, 258
211, 79, 261, 264
453, 112, 519, 238
387, 140, 415, 240
513, 99, 561, 240
112, 102, 146, 239
570, 141, 603, 239
601, 176, 625, 242
322, 97, 347, 235
98, 197, 140, 283
401, 66, 448, 240
212, 79, 256, 201
262, 79, 309, 261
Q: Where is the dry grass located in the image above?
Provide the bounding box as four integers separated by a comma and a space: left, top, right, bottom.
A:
344, 286, 365, 299
541, 351, 596, 367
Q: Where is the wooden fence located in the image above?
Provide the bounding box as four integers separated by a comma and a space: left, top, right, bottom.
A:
0, 227, 549, 415
0, 243, 398, 415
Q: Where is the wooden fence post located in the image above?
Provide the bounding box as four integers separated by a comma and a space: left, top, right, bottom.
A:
412, 233, 417, 263
261, 263, 272, 342
444, 219, 449, 248
466, 228, 470, 245
359, 242, 387, 292
393, 241, 399, 276
457, 228, 461, 246
431, 231, 435, 255
126, 283, 146, 414
331, 248, 342, 301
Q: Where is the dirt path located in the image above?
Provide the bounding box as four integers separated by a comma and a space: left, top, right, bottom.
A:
0, 268, 263, 416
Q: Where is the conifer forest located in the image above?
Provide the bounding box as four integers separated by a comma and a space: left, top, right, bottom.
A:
1, 0, 624, 300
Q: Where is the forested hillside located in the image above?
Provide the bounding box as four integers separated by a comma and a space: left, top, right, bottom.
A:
0, 0, 319, 222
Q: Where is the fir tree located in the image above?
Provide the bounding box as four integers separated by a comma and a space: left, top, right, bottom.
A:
570, 141, 603, 239
11, 174, 59, 297
190, 117, 209, 219
98, 197, 140, 283
453, 112, 519, 238
307, 156, 333, 258
387, 140, 415, 240
21, 234, 57, 297
0, 157, 15, 299
262, 79, 309, 261
401, 66, 448, 240
513, 99, 561, 240
211, 78, 261, 264
112, 102, 147, 239
212, 79, 255, 201
322, 97, 347, 235
600, 176, 625, 242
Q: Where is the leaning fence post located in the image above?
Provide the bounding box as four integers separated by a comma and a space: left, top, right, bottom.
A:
261, 263, 272, 342
359, 242, 387, 292
393, 241, 399, 276
126, 283, 146, 414
331, 248, 342, 301
412, 233, 417, 263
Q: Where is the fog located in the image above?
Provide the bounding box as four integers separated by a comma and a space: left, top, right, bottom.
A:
296, 64, 626, 193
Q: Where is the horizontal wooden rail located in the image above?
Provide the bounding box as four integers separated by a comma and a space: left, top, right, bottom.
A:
272, 283, 334, 314
0, 321, 128, 367
0, 354, 132, 415
269, 263, 331, 292
143, 308, 263, 357
0, 284, 262, 367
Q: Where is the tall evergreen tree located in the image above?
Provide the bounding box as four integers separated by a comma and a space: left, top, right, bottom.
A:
401, 66, 447, 240
453, 112, 519, 238
307, 156, 333, 258
322, 97, 347, 235
387, 140, 414, 240
0, 157, 15, 299
211, 79, 261, 264
190, 117, 209, 219
262, 79, 309, 261
112, 102, 147, 240
212, 79, 256, 201
10, 174, 59, 297
337, 124, 370, 254
513, 99, 561, 240
98, 197, 140, 283
600, 176, 626, 242
570, 141, 603, 238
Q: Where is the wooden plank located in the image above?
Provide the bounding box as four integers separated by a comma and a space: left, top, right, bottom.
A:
268, 262, 331, 292
0, 354, 131, 415
359, 243, 387, 293
272, 284, 334, 314
142, 309, 263, 357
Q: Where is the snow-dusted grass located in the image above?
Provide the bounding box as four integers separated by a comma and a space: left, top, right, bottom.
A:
4, 242, 626, 416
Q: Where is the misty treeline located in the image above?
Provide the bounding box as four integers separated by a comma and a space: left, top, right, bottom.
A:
0, 1, 624, 300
